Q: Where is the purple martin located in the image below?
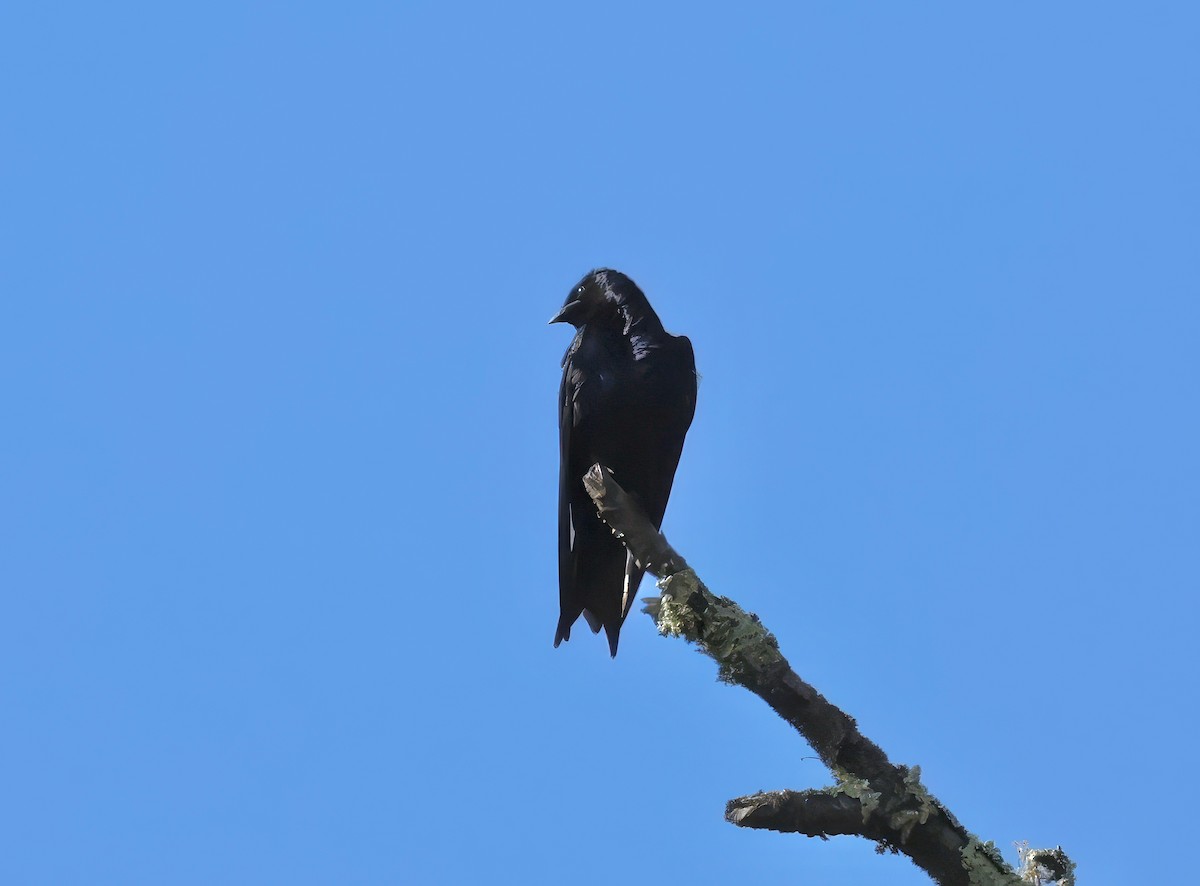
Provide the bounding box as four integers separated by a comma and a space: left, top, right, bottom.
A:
550, 269, 697, 657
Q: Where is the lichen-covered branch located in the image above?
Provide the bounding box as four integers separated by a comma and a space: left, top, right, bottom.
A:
582, 464, 1073, 886
1017, 844, 1076, 886
725, 790, 871, 838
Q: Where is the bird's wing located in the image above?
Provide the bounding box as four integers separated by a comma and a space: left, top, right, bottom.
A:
617, 334, 697, 619
555, 349, 579, 647
556, 332, 628, 652
619, 549, 645, 622
557, 333, 609, 645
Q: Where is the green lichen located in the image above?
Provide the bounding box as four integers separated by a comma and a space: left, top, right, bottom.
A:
1017, 844, 1076, 886
888, 765, 936, 841
961, 837, 1023, 886
829, 767, 881, 824
650, 571, 782, 684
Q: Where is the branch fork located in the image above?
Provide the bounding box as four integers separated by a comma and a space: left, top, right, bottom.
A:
582, 463, 1073, 886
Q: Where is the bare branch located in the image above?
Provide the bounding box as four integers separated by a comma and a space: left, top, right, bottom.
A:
581, 464, 1072, 886
726, 790, 870, 838
581, 464, 689, 577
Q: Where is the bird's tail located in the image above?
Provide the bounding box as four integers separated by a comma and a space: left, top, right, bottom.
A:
553, 606, 602, 648
601, 620, 621, 658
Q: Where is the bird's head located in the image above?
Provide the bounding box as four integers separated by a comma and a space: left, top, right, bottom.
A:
549, 268, 657, 333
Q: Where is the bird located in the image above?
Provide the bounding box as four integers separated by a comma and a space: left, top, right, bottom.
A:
550, 268, 697, 657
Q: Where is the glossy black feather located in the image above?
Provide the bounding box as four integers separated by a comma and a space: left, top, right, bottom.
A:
551, 269, 696, 656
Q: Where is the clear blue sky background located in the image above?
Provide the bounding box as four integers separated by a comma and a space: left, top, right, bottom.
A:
3, 3, 1196, 884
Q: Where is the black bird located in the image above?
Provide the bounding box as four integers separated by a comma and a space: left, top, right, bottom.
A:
550, 269, 697, 657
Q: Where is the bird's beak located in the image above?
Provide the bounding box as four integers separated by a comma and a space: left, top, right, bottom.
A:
549, 300, 583, 325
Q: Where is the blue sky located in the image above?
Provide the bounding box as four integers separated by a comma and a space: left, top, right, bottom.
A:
2, 3, 1197, 884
